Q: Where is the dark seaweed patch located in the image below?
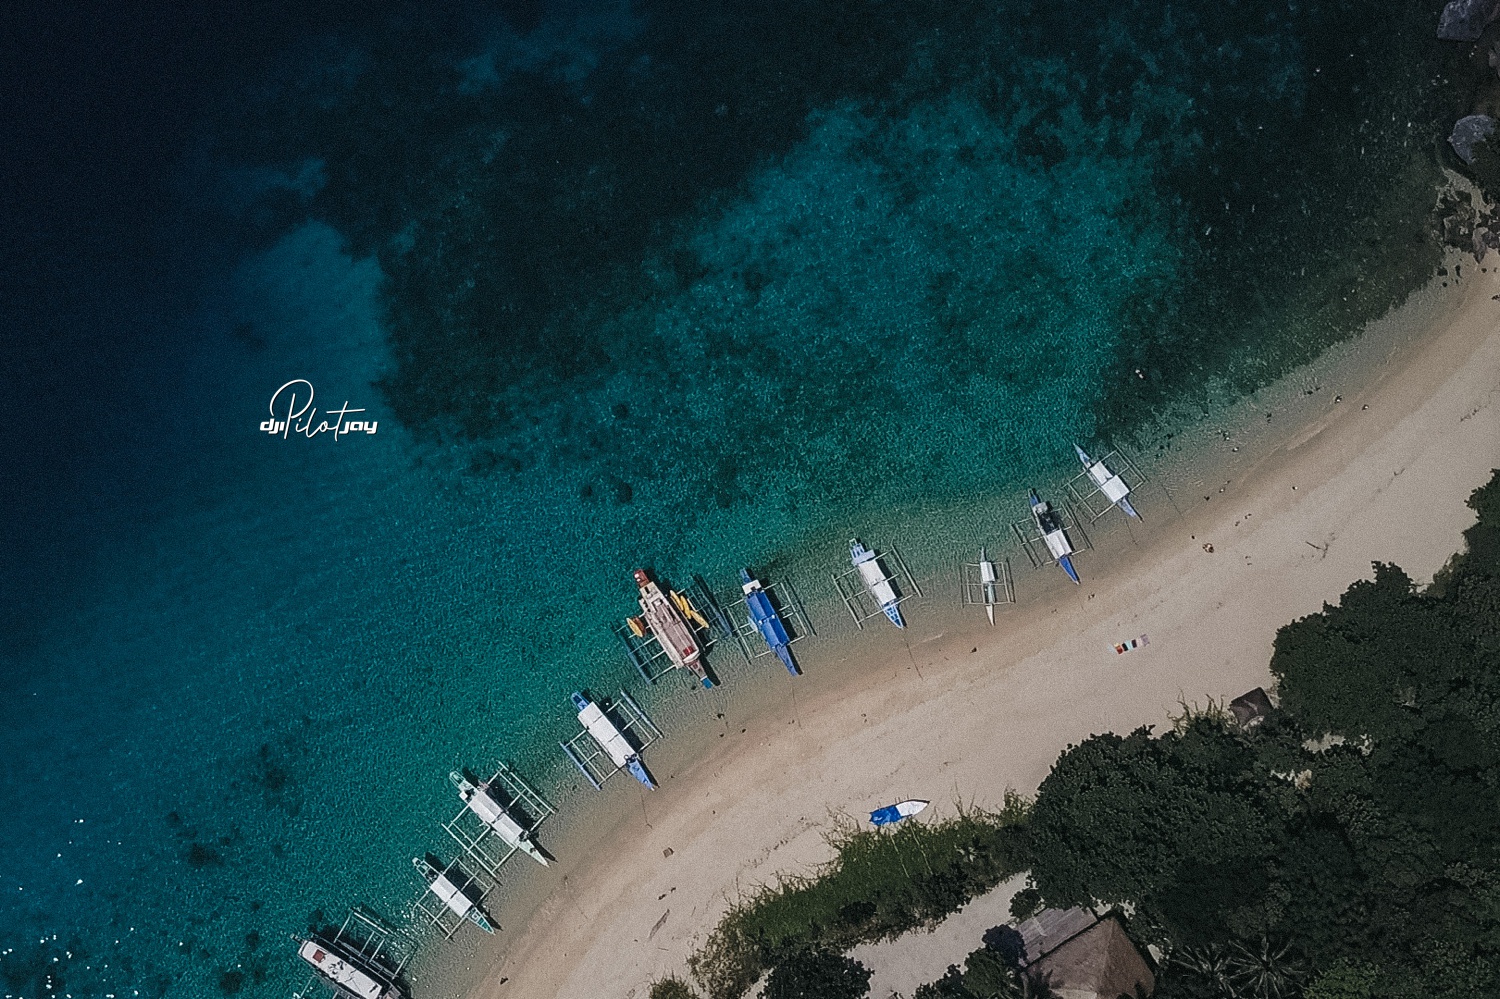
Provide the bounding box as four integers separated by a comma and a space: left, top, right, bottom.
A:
187, 842, 224, 868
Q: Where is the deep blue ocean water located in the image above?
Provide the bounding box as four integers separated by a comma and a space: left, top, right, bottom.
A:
0, 0, 1470, 996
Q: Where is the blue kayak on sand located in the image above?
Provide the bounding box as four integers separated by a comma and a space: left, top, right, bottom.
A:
870, 799, 930, 827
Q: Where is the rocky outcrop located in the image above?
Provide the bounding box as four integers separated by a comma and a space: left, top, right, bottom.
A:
1450, 114, 1497, 164
1437, 189, 1500, 262
1438, 0, 1500, 40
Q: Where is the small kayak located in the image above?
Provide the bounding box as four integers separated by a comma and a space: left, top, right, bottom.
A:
870, 799, 929, 827
741, 569, 799, 675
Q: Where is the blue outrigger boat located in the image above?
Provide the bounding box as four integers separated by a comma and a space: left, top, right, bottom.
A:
740, 569, 799, 676
1029, 490, 1081, 585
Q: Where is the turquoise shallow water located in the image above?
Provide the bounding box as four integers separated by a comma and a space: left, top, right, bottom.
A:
0, 0, 1472, 996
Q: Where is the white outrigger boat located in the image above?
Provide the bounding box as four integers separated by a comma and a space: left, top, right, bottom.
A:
295, 936, 405, 996
1074, 445, 1139, 519
449, 770, 548, 866
961, 546, 1014, 622
566, 690, 658, 789
628, 569, 714, 687
1030, 490, 1081, 584
851, 539, 905, 628
413, 855, 495, 935
294, 912, 408, 996
979, 547, 1000, 626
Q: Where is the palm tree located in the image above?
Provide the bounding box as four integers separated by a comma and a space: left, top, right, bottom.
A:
1170, 943, 1239, 998
1226, 937, 1306, 999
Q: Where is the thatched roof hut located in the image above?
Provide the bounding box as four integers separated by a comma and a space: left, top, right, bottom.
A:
1011, 908, 1155, 999
1229, 687, 1275, 729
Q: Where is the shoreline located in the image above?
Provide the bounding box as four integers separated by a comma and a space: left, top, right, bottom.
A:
434, 261, 1500, 999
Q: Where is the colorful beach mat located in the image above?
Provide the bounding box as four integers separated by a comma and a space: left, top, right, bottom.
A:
1114, 634, 1150, 655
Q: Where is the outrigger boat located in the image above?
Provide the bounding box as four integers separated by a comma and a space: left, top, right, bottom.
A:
628, 569, 714, 687
449, 770, 548, 866
413, 855, 495, 935
851, 539, 904, 628
740, 569, 799, 675
572, 691, 657, 789
295, 934, 406, 999
1029, 490, 1081, 585
979, 547, 999, 626
1074, 445, 1139, 519
870, 799, 930, 827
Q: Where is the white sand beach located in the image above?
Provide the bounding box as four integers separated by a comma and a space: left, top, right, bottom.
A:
467, 265, 1500, 999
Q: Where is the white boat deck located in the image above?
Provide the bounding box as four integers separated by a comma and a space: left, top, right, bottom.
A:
464, 786, 528, 846
427, 870, 475, 920
298, 939, 389, 999
578, 701, 636, 768
1087, 460, 1132, 502
833, 541, 922, 630
1041, 525, 1074, 559
1067, 446, 1147, 523
856, 557, 899, 606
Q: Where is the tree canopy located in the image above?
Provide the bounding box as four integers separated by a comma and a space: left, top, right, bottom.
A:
1026, 470, 1500, 998
761, 949, 872, 999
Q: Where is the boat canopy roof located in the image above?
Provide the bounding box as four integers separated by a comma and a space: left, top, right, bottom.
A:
463, 788, 527, 844
578, 701, 636, 768
426, 869, 477, 919
298, 939, 388, 999
1098, 474, 1130, 502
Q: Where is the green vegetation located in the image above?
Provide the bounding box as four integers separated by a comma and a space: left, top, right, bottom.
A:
914, 946, 1051, 998
1027, 469, 1500, 997
688, 799, 1029, 999
685, 471, 1500, 999
650, 976, 703, 999
762, 949, 872, 999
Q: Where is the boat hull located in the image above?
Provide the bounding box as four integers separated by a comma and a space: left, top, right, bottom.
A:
1030, 491, 1081, 584
571, 693, 658, 790
742, 573, 800, 674
625, 756, 657, 789
458, 783, 550, 866
1059, 554, 1081, 585
298, 938, 404, 999
852, 541, 905, 628
636, 576, 713, 687
979, 552, 997, 626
